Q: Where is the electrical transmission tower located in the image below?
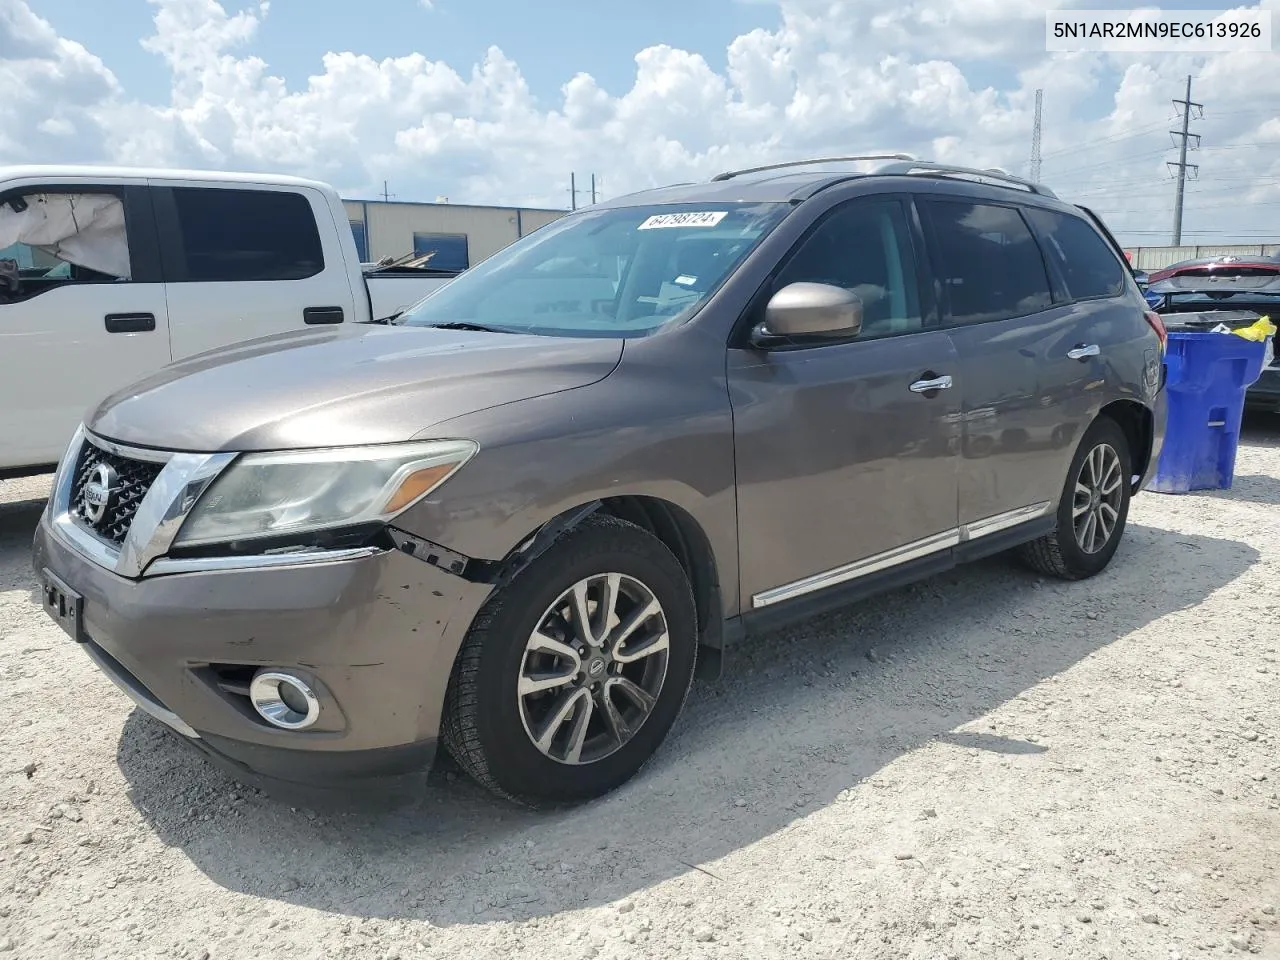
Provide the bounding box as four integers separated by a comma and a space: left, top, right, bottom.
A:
1029, 89, 1043, 184
1168, 75, 1203, 246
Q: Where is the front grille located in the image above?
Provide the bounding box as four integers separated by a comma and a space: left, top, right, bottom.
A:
70, 440, 164, 545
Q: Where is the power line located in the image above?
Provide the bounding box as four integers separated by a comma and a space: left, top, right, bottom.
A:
1168, 74, 1203, 245
1034, 106, 1274, 166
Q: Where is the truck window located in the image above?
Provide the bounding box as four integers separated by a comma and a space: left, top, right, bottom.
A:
169, 187, 324, 282
0, 192, 133, 304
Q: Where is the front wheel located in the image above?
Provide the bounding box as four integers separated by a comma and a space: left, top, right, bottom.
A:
440, 514, 697, 807
1018, 416, 1132, 580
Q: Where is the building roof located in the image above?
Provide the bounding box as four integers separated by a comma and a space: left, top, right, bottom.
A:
342, 197, 568, 215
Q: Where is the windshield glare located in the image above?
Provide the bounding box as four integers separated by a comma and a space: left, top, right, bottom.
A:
397, 202, 789, 337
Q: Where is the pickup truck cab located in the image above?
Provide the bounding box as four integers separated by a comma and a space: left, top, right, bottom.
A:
0, 166, 456, 476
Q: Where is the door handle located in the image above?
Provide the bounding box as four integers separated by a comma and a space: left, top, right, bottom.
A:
1067, 343, 1100, 360
104, 313, 156, 333
304, 306, 345, 325
909, 375, 953, 393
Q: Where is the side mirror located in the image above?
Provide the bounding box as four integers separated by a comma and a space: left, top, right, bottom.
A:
1133, 270, 1149, 290
752, 282, 863, 346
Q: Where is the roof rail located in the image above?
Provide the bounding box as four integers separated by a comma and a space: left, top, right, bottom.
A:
710, 154, 917, 182
874, 160, 1058, 198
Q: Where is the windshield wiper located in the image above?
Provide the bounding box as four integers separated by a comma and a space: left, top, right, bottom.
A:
416, 321, 518, 334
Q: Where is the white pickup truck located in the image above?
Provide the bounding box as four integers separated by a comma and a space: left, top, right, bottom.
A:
0, 166, 458, 476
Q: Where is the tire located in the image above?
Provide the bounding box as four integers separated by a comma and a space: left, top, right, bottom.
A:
1018, 416, 1133, 580
440, 514, 698, 807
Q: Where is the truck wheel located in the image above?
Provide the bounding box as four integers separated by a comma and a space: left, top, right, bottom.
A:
1018, 416, 1132, 581
440, 514, 697, 807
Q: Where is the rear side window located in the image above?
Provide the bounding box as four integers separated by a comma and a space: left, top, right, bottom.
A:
1023, 207, 1126, 300
922, 200, 1053, 325
170, 187, 324, 282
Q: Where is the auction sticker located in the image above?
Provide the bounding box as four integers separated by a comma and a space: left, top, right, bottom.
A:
637, 211, 727, 229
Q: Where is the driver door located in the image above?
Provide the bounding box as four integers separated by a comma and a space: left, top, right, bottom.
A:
727, 195, 962, 613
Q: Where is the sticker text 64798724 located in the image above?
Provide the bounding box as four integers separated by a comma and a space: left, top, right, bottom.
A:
637, 211, 728, 230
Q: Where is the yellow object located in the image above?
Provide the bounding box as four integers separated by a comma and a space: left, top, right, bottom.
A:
1231, 315, 1276, 341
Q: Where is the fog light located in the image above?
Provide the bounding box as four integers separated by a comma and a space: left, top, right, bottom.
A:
249, 670, 320, 730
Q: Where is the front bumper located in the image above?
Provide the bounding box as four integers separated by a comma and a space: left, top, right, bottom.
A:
33, 513, 492, 789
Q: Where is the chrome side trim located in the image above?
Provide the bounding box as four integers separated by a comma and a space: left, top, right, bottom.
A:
147, 547, 382, 576
960, 501, 1052, 541
751, 528, 960, 609
750, 501, 1055, 610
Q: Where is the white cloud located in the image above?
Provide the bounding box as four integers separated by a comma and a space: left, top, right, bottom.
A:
1, 0, 1278, 247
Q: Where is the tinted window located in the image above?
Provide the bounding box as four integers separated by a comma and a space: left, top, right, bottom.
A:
1024, 207, 1126, 300
775, 198, 922, 337
923, 200, 1052, 325
413, 233, 469, 271
0, 191, 133, 304
170, 187, 323, 282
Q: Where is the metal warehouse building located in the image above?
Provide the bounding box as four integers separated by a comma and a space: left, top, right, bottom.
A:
342, 198, 566, 270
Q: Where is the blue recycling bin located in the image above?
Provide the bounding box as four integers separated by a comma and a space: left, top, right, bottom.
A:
1149, 330, 1269, 493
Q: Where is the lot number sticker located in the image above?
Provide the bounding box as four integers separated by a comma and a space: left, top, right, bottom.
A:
637, 211, 728, 229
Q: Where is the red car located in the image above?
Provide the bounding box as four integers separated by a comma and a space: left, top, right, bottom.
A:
1146, 252, 1280, 285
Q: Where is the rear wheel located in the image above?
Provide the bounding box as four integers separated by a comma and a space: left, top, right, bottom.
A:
1018, 416, 1132, 580
440, 514, 697, 807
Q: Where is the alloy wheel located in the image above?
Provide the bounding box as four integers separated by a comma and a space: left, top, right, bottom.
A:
1072, 442, 1124, 554
517, 573, 670, 765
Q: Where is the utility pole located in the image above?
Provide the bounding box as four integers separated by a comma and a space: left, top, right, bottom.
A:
1168, 75, 1202, 246
1029, 89, 1043, 184
569, 172, 599, 209
380, 180, 395, 203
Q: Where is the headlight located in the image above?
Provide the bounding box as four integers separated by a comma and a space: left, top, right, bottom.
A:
173, 439, 477, 547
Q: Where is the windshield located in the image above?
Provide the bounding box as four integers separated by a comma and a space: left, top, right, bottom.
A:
396, 201, 789, 337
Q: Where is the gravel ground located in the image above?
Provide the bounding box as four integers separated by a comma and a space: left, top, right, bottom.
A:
2, 420, 1279, 960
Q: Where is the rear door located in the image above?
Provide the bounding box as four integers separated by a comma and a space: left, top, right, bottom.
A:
918, 196, 1097, 534
0, 180, 171, 470
151, 181, 358, 358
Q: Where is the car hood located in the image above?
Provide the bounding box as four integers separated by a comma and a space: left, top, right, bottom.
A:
87, 324, 623, 452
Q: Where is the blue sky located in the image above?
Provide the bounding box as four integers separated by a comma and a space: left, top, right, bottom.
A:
6, 0, 1279, 244
27, 0, 776, 105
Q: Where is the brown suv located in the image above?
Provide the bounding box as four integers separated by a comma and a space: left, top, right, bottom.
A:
33, 156, 1168, 807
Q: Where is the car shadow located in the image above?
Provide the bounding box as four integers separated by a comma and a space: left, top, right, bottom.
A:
111, 520, 1258, 927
